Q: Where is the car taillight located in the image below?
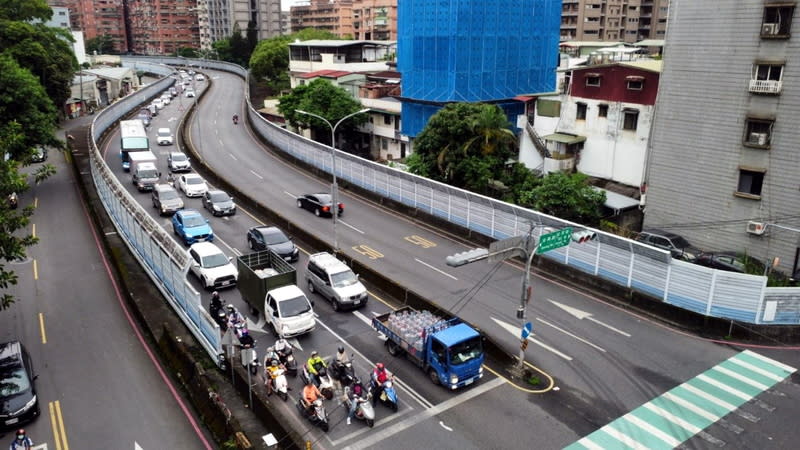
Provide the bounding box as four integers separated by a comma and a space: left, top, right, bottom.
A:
322, 206, 330, 212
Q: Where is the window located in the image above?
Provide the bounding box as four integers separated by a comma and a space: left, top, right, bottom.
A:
762, 6, 794, 37
750, 63, 784, 94
586, 75, 601, 87
754, 64, 783, 81
381, 138, 388, 150
622, 109, 639, 130
743, 118, 774, 147
627, 80, 644, 90
737, 169, 765, 198
576, 103, 587, 120
598, 104, 608, 118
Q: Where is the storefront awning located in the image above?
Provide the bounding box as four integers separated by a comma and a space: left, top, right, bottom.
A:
543, 133, 586, 144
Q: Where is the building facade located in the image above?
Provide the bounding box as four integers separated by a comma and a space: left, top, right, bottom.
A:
526, 60, 661, 188
643, 0, 800, 275
290, 0, 354, 37
351, 0, 397, 40
199, 0, 282, 50
397, 0, 561, 137
127, 0, 200, 55
560, 0, 670, 43
48, 0, 128, 53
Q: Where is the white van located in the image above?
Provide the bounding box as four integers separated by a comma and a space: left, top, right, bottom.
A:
265, 285, 315, 337
157, 128, 173, 145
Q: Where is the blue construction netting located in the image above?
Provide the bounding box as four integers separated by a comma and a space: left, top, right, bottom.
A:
398, 0, 561, 136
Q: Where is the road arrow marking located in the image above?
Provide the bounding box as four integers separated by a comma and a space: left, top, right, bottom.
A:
247, 317, 268, 334
490, 317, 572, 361
548, 299, 631, 337
135, 442, 143, 450
536, 318, 606, 352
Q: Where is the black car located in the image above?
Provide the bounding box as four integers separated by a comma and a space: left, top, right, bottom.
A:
695, 251, 765, 274
247, 226, 299, 262
0, 341, 39, 429
202, 190, 236, 216
297, 193, 343, 217
636, 229, 701, 262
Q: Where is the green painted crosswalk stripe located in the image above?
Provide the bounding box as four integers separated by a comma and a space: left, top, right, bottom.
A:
565, 351, 796, 450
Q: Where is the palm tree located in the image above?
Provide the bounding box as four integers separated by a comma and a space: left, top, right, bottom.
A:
461, 105, 517, 157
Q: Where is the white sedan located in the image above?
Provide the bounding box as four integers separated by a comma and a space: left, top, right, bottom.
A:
176, 173, 208, 198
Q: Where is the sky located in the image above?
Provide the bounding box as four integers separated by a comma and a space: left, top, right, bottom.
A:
282, 0, 303, 11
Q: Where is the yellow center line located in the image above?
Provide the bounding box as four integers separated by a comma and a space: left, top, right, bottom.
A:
38, 313, 47, 344
33, 259, 38, 280
34, 197, 38, 208
55, 400, 70, 450
49, 402, 62, 450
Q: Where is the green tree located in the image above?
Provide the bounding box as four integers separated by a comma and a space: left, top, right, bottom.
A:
85, 35, 115, 54
176, 47, 198, 58
518, 172, 606, 225
277, 79, 367, 151
0, 54, 58, 310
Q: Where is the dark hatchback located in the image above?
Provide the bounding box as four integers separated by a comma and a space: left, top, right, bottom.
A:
247, 226, 299, 262
296, 193, 343, 217
0, 341, 39, 429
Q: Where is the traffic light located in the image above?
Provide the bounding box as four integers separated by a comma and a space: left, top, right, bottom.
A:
572, 230, 597, 243
446, 248, 489, 267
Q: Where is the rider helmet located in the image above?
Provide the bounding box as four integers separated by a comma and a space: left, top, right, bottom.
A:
376, 362, 384, 370
15, 429, 26, 439
226, 304, 235, 313
311, 350, 318, 357
211, 291, 219, 300
272, 360, 279, 366
338, 346, 344, 353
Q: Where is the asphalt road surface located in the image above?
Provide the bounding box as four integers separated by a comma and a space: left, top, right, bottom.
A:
98, 68, 800, 450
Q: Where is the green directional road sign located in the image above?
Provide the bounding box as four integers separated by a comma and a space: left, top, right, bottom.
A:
537, 227, 573, 254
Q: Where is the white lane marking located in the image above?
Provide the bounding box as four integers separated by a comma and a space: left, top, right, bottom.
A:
598, 426, 648, 450
728, 357, 785, 382
330, 410, 414, 447
439, 421, 453, 431
696, 374, 750, 401
548, 299, 631, 337
623, 413, 681, 448
214, 236, 242, 257
313, 315, 434, 409
713, 366, 769, 391
536, 317, 606, 352
681, 383, 737, 410
662, 392, 720, 422
742, 349, 797, 373
343, 378, 505, 450
490, 317, 573, 361
284, 191, 296, 198
642, 402, 702, 434
339, 220, 364, 234
352, 310, 374, 327
414, 258, 457, 281
229, 153, 238, 161
250, 170, 263, 180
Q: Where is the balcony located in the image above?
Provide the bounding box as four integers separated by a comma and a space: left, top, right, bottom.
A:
749, 79, 782, 94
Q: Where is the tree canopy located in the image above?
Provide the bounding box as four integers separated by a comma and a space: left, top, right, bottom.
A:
277, 79, 367, 151
86, 35, 115, 55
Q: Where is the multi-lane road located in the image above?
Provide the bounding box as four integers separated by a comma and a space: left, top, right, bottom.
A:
92, 67, 800, 449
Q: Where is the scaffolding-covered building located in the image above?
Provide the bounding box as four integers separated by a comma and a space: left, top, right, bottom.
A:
397, 0, 561, 137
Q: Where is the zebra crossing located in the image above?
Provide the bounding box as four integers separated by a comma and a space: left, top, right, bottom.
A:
565, 350, 796, 450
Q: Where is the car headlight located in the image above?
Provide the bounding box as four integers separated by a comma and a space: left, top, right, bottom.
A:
479, 366, 484, 374
13, 395, 37, 414
213, 205, 221, 211
450, 374, 459, 385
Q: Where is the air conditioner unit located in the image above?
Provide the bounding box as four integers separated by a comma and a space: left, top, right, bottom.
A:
749, 132, 768, 145
746, 221, 767, 235
762, 23, 779, 35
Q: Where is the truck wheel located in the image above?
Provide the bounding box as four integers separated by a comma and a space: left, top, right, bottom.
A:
386, 340, 400, 357
201, 277, 209, 291
307, 279, 315, 293
428, 369, 440, 385
332, 300, 340, 312
270, 322, 279, 337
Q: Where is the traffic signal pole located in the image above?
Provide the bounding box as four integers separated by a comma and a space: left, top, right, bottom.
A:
516, 240, 539, 373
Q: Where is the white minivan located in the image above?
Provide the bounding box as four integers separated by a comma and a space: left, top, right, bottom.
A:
157, 127, 173, 145
265, 285, 315, 337
306, 252, 367, 311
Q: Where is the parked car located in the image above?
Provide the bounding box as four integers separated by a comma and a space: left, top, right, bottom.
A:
176, 173, 208, 197
296, 193, 343, 217
695, 251, 766, 274
202, 190, 236, 216
246, 226, 299, 262
306, 252, 367, 311
0, 340, 40, 429
636, 229, 701, 261
167, 152, 191, 173
151, 184, 184, 216
188, 242, 238, 290
171, 209, 213, 245
156, 127, 173, 146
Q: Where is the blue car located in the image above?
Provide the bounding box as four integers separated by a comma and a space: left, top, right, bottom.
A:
171, 209, 213, 246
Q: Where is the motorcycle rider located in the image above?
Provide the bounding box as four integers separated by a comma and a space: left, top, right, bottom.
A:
306, 350, 327, 386
302, 380, 323, 415
265, 359, 285, 395
370, 362, 392, 405
263, 346, 279, 368
332, 345, 350, 380
210, 291, 222, 312
9, 429, 33, 450
226, 304, 244, 329
232, 114, 239, 124
345, 380, 368, 425
274, 336, 291, 355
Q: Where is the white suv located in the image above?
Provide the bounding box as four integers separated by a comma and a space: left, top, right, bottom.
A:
188, 242, 238, 290
157, 128, 173, 145
306, 252, 367, 311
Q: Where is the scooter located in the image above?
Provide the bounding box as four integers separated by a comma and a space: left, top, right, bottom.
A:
370, 378, 398, 412
301, 365, 335, 400
344, 383, 375, 428
331, 358, 357, 387
8, 192, 18, 209
269, 366, 289, 401
277, 346, 298, 377
297, 396, 329, 432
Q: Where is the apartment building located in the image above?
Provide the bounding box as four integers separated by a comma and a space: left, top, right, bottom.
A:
48, 0, 128, 53
199, 0, 282, 50
290, 0, 354, 37
643, 0, 800, 276
351, 0, 398, 40
127, 0, 199, 55
561, 0, 669, 43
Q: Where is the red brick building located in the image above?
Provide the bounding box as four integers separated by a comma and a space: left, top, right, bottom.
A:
49, 0, 129, 53
127, 0, 200, 55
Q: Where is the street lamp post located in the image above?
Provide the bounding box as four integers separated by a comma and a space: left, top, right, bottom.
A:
296, 108, 369, 253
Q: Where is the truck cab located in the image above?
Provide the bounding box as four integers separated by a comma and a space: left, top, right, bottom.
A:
427, 323, 484, 389
132, 161, 161, 191
265, 285, 315, 338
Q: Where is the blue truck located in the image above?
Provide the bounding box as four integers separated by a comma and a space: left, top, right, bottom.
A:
371, 306, 484, 390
